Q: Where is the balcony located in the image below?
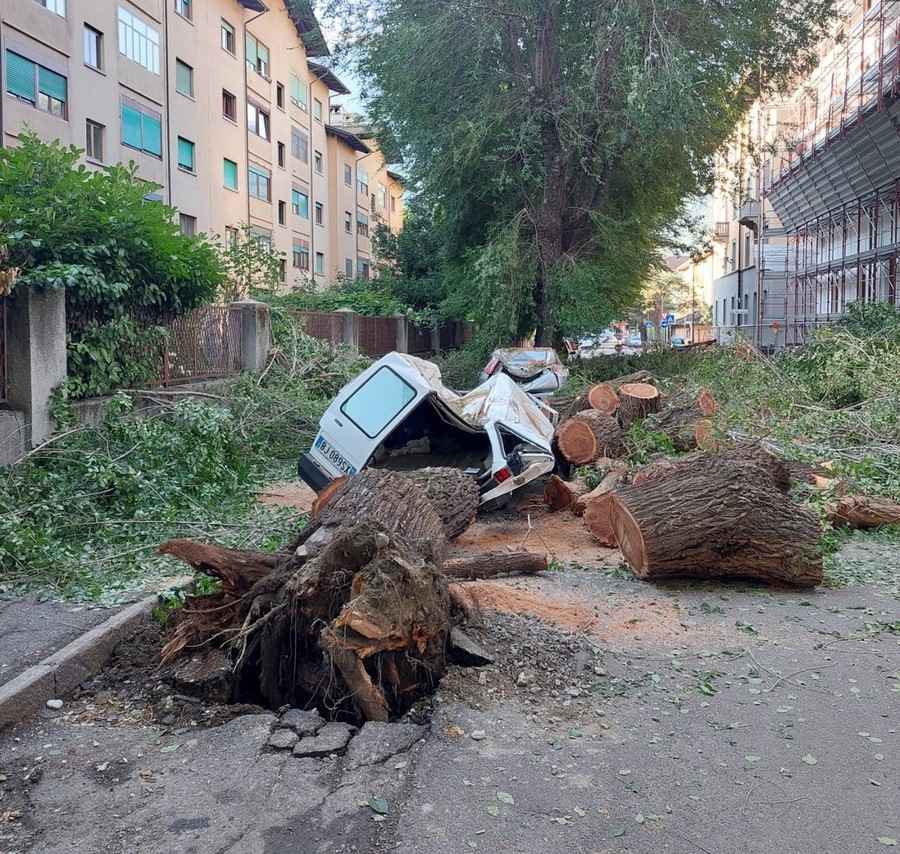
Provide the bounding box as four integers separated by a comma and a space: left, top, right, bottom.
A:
713, 221, 730, 242
738, 198, 760, 232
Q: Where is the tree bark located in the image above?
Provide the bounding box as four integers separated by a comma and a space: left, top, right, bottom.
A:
616, 382, 662, 430
645, 391, 717, 452
826, 495, 900, 528
442, 551, 549, 579
573, 465, 629, 516
543, 474, 589, 511
608, 470, 823, 587
399, 467, 481, 539
556, 410, 625, 464
552, 371, 653, 425
632, 444, 792, 493
311, 476, 349, 519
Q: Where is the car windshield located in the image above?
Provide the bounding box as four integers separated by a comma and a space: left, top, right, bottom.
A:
500, 350, 553, 377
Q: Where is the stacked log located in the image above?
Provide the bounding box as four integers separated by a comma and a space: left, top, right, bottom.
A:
573, 466, 629, 516
552, 370, 654, 424
543, 474, 589, 512
616, 383, 662, 430
555, 411, 625, 464
826, 495, 900, 528
643, 390, 717, 451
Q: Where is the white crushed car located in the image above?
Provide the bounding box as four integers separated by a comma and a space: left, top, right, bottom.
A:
477, 347, 569, 398
298, 353, 557, 506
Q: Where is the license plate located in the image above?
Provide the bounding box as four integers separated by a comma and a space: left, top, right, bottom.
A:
314, 435, 357, 476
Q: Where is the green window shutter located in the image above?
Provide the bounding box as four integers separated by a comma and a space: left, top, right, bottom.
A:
121, 104, 143, 149
290, 74, 300, 103
299, 192, 309, 219
6, 52, 36, 102
224, 158, 237, 189
175, 61, 192, 96
298, 79, 308, 108
37, 66, 67, 102
141, 113, 162, 156
257, 44, 269, 68
178, 137, 194, 170
245, 35, 257, 65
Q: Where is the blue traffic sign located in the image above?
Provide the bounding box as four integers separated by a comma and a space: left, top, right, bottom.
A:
660, 321, 670, 329
645, 321, 654, 328
664, 313, 675, 323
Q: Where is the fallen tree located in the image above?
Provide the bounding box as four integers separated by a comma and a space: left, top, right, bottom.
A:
642, 390, 717, 451
826, 494, 900, 528
616, 382, 662, 430
555, 410, 625, 464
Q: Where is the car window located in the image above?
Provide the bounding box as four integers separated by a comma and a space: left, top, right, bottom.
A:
340, 366, 417, 438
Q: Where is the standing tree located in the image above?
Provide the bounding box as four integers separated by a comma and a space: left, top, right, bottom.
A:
330, 0, 834, 346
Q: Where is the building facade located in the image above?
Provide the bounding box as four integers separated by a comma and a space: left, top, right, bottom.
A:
710, 0, 899, 346
0, 0, 403, 289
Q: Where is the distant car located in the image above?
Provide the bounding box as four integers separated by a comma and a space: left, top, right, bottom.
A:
626, 334, 642, 347
671, 336, 687, 347
478, 347, 569, 398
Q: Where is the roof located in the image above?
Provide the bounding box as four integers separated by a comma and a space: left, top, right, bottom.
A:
237, 0, 267, 12
325, 125, 371, 154
287, 1, 330, 57
308, 61, 350, 94
386, 169, 405, 183
665, 254, 691, 272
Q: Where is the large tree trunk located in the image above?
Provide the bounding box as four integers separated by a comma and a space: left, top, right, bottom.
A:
556, 410, 625, 464
551, 371, 653, 424
442, 551, 548, 579
583, 493, 619, 546
543, 474, 589, 511
632, 444, 792, 493
399, 467, 481, 539
608, 469, 823, 587
573, 465, 629, 516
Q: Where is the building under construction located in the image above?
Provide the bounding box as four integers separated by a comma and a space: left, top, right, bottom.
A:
713, 0, 900, 346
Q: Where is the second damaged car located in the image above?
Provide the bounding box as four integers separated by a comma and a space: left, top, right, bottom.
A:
298, 352, 557, 506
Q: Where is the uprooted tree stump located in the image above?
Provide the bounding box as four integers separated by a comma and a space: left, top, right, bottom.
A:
157, 469, 545, 723
607, 465, 824, 587
556, 411, 625, 464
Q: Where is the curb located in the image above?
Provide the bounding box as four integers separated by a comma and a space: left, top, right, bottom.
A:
0, 595, 158, 732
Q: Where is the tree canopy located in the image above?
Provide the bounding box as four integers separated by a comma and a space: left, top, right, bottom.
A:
331, 0, 835, 345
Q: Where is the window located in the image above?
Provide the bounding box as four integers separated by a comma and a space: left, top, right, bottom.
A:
245, 33, 269, 78
278, 200, 286, 226
315, 252, 324, 275
120, 100, 161, 156
357, 213, 369, 238
118, 7, 160, 74
223, 158, 238, 190
357, 258, 371, 279
84, 26, 103, 71
315, 202, 324, 226
276, 83, 284, 109
277, 142, 286, 169
377, 183, 387, 209
177, 137, 195, 173
6, 52, 68, 119
290, 74, 308, 110
221, 20, 235, 54
175, 59, 193, 97
222, 89, 236, 121
291, 127, 308, 163
35, 0, 65, 17
279, 259, 287, 282
344, 211, 352, 234
174, 0, 191, 22
293, 241, 310, 270
340, 366, 416, 438
344, 164, 353, 187
247, 102, 269, 139
85, 120, 104, 161
313, 99, 322, 123
391, 195, 396, 214
292, 189, 309, 219
314, 150, 323, 175
179, 214, 196, 237
345, 259, 353, 278
248, 164, 271, 201
225, 226, 238, 247
357, 168, 369, 196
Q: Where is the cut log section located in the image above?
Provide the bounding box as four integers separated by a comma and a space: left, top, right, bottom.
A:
400, 467, 481, 539
608, 469, 823, 587
553, 371, 653, 424
573, 466, 629, 516
616, 383, 662, 430
826, 495, 900, 528
583, 492, 618, 547
586, 383, 620, 416
632, 444, 792, 493
645, 391, 718, 451
556, 411, 625, 464
543, 475, 589, 512
311, 476, 349, 518
442, 551, 549, 579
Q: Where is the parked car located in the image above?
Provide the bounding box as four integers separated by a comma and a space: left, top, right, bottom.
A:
671, 336, 687, 347
298, 353, 557, 507
626, 334, 643, 347
477, 347, 569, 398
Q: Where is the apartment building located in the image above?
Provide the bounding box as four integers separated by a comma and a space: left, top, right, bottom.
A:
708, 0, 900, 347
0, 0, 403, 288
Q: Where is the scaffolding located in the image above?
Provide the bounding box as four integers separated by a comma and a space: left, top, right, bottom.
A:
758, 0, 900, 345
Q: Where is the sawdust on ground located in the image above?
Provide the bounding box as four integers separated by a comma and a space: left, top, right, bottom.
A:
256, 481, 317, 511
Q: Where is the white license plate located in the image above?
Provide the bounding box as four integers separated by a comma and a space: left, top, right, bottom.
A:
314, 435, 357, 476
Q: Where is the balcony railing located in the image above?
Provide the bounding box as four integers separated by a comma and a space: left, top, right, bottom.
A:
713, 221, 730, 242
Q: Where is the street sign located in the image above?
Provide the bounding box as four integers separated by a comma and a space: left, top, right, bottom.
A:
664, 313, 675, 324
645, 321, 654, 328
660, 321, 670, 329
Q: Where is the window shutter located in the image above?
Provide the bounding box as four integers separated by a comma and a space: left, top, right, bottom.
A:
175, 61, 192, 96
37, 66, 67, 102
121, 104, 143, 149
224, 159, 237, 189
257, 44, 269, 68
178, 137, 194, 169
245, 35, 257, 65
6, 52, 36, 102
141, 113, 162, 156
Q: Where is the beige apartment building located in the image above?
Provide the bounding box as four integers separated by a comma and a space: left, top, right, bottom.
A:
0, 0, 403, 288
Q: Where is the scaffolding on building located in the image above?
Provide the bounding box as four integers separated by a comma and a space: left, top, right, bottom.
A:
758, 0, 900, 346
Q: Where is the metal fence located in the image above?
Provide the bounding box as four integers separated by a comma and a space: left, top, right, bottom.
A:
0, 297, 8, 405
358, 315, 397, 358
147, 305, 244, 387
286, 310, 345, 347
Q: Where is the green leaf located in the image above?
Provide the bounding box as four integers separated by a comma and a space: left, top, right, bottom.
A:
487, 805, 500, 817
802, 754, 818, 765
497, 791, 515, 805
612, 826, 625, 837
878, 839, 898, 846
368, 797, 389, 815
